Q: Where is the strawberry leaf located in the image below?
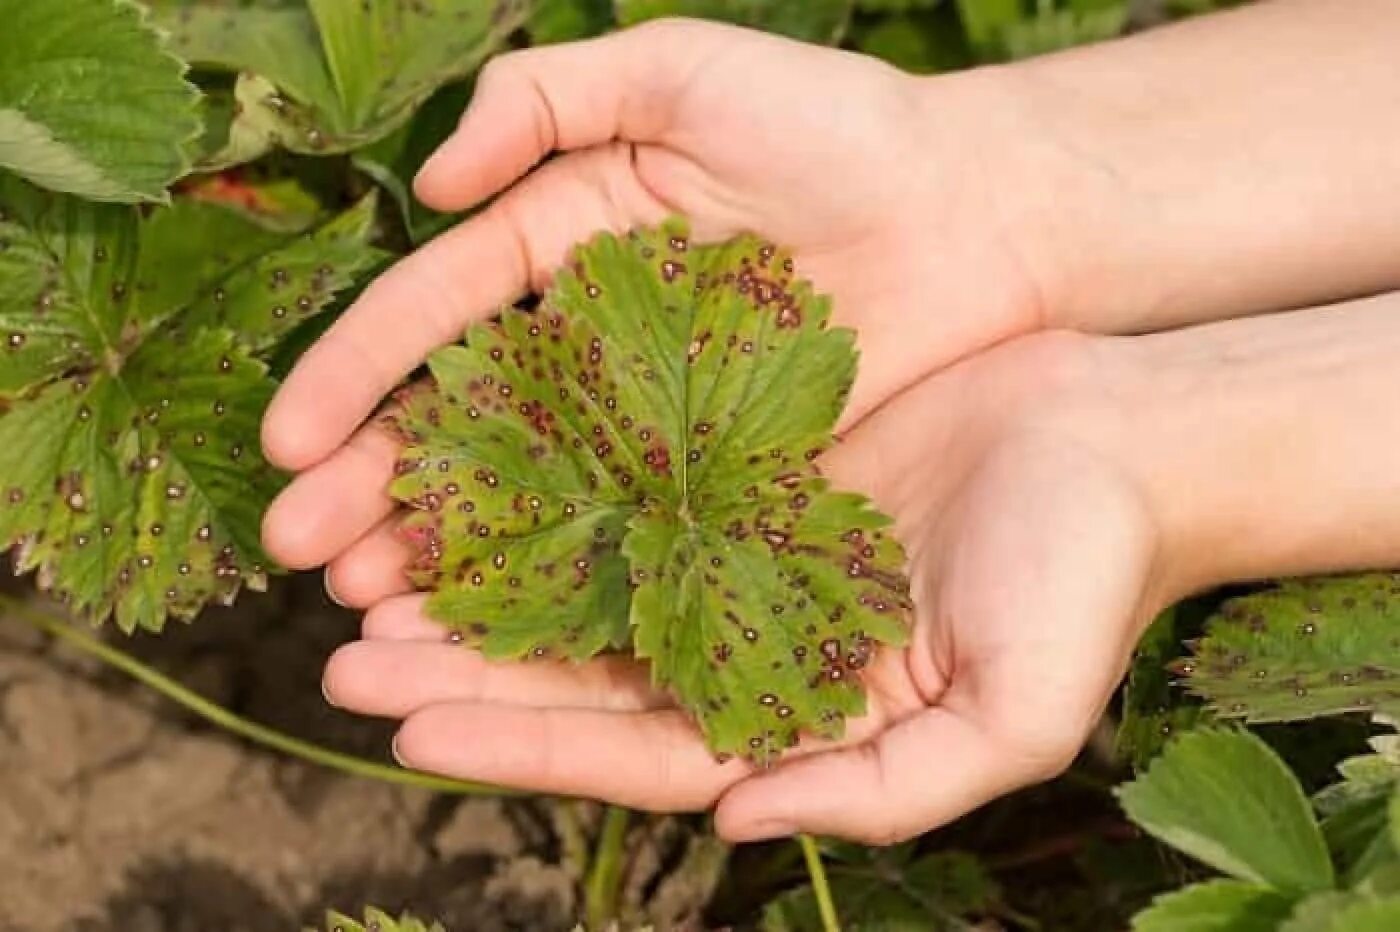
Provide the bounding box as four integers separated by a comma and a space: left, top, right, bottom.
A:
616, 0, 854, 44
0, 177, 381, 631
154, 0, 529, 167
0, 0, 201, 202
390, 221, 911, 763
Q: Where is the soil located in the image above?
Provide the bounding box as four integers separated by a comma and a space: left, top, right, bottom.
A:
0, 575, 722, 932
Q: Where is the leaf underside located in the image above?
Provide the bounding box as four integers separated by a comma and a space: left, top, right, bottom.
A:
0, 0, 201, 202
1173, 575, 1400, 725
153, 0, 529, 167
389, 220, 911, 763
0, 176, 380, 632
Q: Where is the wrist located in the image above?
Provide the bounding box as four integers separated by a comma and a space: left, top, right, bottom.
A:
1108, 294, 1400, 599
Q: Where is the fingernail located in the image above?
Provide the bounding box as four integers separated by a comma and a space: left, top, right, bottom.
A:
391, 733, 408, 767
320, 677, 340, 709
323, 570, 347, 608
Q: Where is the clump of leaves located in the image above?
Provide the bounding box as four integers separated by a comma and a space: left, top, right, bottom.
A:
387, 221, 911, 763
1171, 575, 1400, 725
0, 0, 201, 202
0, 177, 380, 632
152, 0, 529, 167
1118, 727, 1400, 930
316, 907, 444, 932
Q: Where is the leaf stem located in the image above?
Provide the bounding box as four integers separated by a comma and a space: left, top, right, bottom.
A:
585, 805, 631, 929
798, 834, 842, 932
0, 594, 507, 797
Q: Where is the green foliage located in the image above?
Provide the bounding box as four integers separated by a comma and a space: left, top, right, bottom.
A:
528, 0, 616, 43
1173, 575, 1400, 725
1116, 729, 1334, 894
0, 0, 201, 202
1130, 879, 1295, 931
388, 221, 911, 761
954, 0, 1127, 61
616, 0, 856, 44
0, 177, 379, 631
1117, 602, 1211, 768
152, 0, 528, 167
762, 846, 999, 930
317, 907, 445, 932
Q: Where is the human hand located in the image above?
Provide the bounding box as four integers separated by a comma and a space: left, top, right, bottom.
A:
259, 18, 1089, 584
316, 329, 1170, 843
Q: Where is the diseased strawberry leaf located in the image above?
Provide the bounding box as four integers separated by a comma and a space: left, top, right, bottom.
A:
389, 221, 911, 763
153, 0, 530, 168
0, 176, 381, 632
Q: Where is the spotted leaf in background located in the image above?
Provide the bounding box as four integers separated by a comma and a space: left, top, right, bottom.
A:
152, 0, 531, 168
1172, 576, 1400, 725
0, 176, 380, 632
389, 221, 911, 763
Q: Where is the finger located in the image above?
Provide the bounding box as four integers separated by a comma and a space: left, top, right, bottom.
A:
323, 640, 668, 717
261, 418, 400, 569
360, 593, 446, 640
263, 143, 669, 471
714, 702, 1073, 846
324, 520, 415, 609
394, 703, 747, 811
415, 19, 723, 210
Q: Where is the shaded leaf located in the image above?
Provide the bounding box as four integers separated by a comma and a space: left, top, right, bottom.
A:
353, 82, 472, 245
850, 8, 972, 74
1116, 728, 1334, 894
1174, 575, 1400, 725
1117, 601, 1210, 769
155, 0, 528, 166
763, 850, 998, 931
389, 221, 911, 761
0, 0, 200, 202
615, 0, 855, 44
0, 177, 379, 631
529, 0, 615, 42
1130, 880, 1295, 932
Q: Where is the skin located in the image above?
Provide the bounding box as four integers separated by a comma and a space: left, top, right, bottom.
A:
262, 2, 1400, 844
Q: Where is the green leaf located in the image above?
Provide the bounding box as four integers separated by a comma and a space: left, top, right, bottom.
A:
529, 0, 615, 43
0, 177, 380, 632
316, 907, 445, 932
1174, 575, 1400, 725
850, 5, 973, 75
389, 221, 911, 762
0, 0, 200, 202
615, 0, 855, 45
1116, 728, 1334, 894
763, 850, 998, 931
1131, 880, 1296, 932
1317, 898, 1400, 932
155, 0, 528, 166
1281, 892, 1369, 932
1116, 602, 1210, 769
996, 5, 1127, 61
353, 82, 471, 245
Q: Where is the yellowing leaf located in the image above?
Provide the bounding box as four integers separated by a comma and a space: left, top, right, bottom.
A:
389, 221, 911, 762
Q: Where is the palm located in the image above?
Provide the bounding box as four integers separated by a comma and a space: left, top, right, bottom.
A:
319, 334, 1167, 843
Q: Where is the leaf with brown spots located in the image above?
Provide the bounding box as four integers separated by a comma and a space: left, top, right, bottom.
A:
1174, 575, 1400, 725
390, 220, 911, 763
0, 176, 381, 631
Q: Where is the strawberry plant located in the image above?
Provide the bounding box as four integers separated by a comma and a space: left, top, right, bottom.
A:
20, 2, 1400, 931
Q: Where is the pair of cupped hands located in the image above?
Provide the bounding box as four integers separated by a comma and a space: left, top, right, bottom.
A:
259, 11, 1400, 844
